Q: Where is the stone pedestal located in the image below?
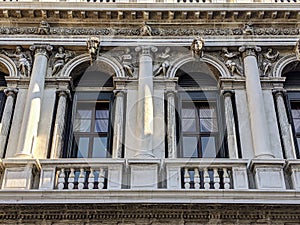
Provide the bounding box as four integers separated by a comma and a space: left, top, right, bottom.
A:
1, 159, 39, 190
128, 159, 160, 189
286, 160, 300, 190
250, 159, 286, 190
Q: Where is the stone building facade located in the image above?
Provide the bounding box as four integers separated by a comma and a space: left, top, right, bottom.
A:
0, 0, 300, 224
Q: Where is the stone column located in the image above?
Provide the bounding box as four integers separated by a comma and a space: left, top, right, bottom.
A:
134, 46, 157, 158
16, 45, 52, 158
112, 90, 125, 158
50, 89, 70, 159
0, 88, 18, 158
223, 91, 239, 159
274, 91, 297, 159
166, 91, 177, 158
239, 46, 274, 159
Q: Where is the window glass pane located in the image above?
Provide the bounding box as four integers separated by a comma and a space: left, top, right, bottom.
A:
200, 118, 218, 132
297, 138, 300, 152
294, 119, 300, 133
182, 119, 196, 132
76, 137, 89, 158
96, 110, 109, 119
74, 119, 91, 132
201, 137, 216, 158
199, 105, 216, 118
182, 108, 196, 118
182, 136, 198, 158
77, 110, 92, 119
94, 119, 109, 132
92, 137, 108, 158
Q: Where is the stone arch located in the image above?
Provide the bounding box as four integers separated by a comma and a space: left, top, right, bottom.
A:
61, 53, 125, 78
0, 54, 18, 77
167, 54, 231, 79
273, 54, 298, 78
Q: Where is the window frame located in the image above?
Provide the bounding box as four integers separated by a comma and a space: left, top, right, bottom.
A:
67, 91, 114, 158
177, 91, 227, 158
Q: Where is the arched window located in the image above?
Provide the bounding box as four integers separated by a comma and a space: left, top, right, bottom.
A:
64, 60, 116, 158
175, 60, 227, 158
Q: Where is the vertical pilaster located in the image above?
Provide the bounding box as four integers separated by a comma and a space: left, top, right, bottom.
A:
274, 91, 297, 159
223, 91, 239, 159
16, 45, 52, 158
134, 46, 157, 158
166, 91, 176, 158
239, 46, 274, 159
0, 88, 18, 158
50, 89, 70, 159
112, 90, 125, 158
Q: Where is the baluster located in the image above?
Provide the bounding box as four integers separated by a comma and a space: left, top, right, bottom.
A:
223, 168, 230, 190
204, 168, 210, 190
194, 168, 200, 189
57, 168, 65, 190
213, 168, 220, 190
78, 168, 85, 190
184, 168, 191, 189
68, 168, 75, 190
88, 168, 95, 190
98, 168, 105, 189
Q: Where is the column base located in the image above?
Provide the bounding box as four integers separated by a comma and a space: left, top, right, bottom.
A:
250, 159, 286, 190
128, 159, 160, 190
1, 158, 40, 190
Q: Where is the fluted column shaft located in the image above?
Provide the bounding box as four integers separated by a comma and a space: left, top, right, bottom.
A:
50, 89, 70, 159
275, 91, 297, 159
112, 90, 125, 158
0, 88, 18, 158
239, 46, 274, 159
223, 91, 239, 159
16, 45, 52, 157
167, 91, 177, 158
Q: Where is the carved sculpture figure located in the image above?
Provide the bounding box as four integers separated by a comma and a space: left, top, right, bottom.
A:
121, 48, 134, 77
86, 36, 100, 64
295, 39, 300, 61
37, 20, 50, 35
222, 47, 243, 76
154, 47, 171, 77
261, 48, 279, 76
1, 46, 31, 77
140, 22, 152, 36
52, 47, 74, 76
191, 37, 204, 59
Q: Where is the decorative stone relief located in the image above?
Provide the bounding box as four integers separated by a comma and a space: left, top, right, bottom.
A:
242, 23, 254, 35
154, 47, 171, 77
37, 20, 50, 35
51, 47, 75, 76
221, 47, 243, 76
140, 22, 152, 36
120, 48, 135, 77
86, 36, 100, 64
190, 37, 204, 59
1, 46, 32, 77
1, 26, 298, 36
259, 48, 280, 77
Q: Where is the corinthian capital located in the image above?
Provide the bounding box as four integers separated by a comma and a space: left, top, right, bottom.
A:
239, 46, 261, 58
29, 44, 53, 57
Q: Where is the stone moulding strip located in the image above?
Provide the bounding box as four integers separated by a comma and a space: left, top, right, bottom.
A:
0, 26, 299, 36
0, 203, 300, 221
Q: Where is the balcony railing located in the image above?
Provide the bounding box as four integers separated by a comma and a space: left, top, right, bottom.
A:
1, 0, 299, 2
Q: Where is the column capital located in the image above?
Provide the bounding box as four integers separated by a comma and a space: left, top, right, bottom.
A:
113, 89, 126, 97
56, 88, 71, 99
4, 87, 18, 97
165, 90, 177, 96
221, 90, 234, 97
135, 46, 158, 57
239, 46, 261, 58
29, 44, 53, 57
273, 89, 286, 97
